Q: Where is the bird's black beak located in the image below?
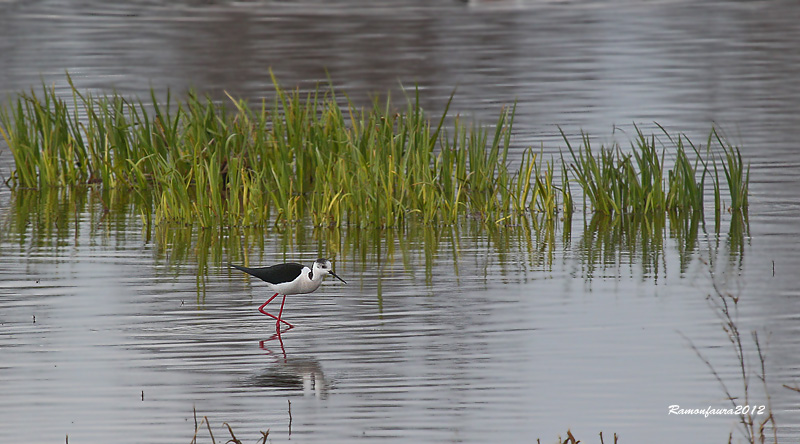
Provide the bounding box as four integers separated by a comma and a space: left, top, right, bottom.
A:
329, 270, 347, 284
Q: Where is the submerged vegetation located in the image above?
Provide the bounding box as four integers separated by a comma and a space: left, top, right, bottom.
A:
3, 184, 749, 303
0, 74, 749, 229
188, 409, 617, 444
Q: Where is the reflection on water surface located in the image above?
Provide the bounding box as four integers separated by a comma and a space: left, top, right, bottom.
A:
0, 182, 758, 443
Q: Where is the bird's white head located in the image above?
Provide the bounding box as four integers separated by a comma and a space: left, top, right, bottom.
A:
313, 258, 347, 284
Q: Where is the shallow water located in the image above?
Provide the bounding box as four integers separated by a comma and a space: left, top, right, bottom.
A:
2, 1, 800, 443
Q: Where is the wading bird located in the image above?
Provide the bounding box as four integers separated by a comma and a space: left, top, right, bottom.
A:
229, 259, 346, 329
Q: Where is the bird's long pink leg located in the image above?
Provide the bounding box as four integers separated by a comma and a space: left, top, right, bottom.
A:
275, 294, 288, 330
258, 293, 294, 328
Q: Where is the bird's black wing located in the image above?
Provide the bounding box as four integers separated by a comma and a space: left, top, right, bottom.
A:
228, 263, 304, 284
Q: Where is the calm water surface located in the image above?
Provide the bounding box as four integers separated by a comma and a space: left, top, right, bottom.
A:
1, 1, 799, 443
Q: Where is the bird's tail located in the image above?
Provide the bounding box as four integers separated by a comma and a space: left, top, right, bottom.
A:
229, 263, 269, 280
228, 263, 250, 273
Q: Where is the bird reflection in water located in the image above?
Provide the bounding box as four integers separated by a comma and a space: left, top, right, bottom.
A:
254, 329, 328, 399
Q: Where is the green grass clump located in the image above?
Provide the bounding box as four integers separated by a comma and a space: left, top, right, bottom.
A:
0, 74, 750, 228
1, 75, 544, 228
561, 125, 749, 216
714, 130, 750, 212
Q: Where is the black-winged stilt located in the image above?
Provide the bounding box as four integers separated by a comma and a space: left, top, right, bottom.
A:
229, 258, 346, 329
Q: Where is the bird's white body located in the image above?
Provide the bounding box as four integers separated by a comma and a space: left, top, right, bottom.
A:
267, 264, 323, 295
